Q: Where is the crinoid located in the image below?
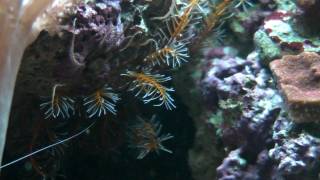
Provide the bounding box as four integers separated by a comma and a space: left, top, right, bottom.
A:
127, 115, 173, 159
204, 0, 233, 34
234, 0, 253, 12
83, 84, 120, 118
121, 70, 176, 110
166, 0, 203, 42
144, 40, 189, 68
190, 0, 233, 50
151, 0, 204, 41
40, 84, 75, 119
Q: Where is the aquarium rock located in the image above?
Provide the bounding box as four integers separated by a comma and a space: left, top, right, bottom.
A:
254, 0, 320, 65
269, 132, 320, 175
200, 50, 282, 177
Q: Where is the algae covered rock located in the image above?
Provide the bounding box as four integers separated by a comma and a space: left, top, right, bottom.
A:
269, 133, 320, 175
270, 52, 320, 123
254, 0, 320, 65
254, 29, 281, 65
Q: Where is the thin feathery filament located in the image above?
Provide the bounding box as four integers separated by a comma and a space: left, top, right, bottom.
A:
40, 84, 75, 119
83, 85, 120, 118
167, 0, 201, 40
128, 115, 173, 159
122, 70, 176, 110
205, 0, 232, 31
234, 0, 253, 11
144, 41, 189, 68
30, 122, 69, 178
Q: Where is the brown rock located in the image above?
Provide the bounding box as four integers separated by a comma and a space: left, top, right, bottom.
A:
270, 52, 320, 123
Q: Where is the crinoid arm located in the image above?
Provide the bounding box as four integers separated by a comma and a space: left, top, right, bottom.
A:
69, 18, 85, 67
234, 0, 253, 11
150, 0, 178, 21
121, 70, 176, 110
127, 115, 174, 159
203, 0, 233, 31
83, 85, 120, 118
164, 0, 204, 42
0, 121, 96, 170
40, 84, 75, 119
144, 40, 189, 68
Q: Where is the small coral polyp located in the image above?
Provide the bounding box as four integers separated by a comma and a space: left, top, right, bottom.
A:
127, 115, 173, 159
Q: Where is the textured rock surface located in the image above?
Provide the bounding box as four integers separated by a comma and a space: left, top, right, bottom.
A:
254, 0, 320, 65
199, 49, 283, 179
198, 48, 320, 179
270, 133, 320, 175
270, 52, 320, 123
269, 115, 320, 178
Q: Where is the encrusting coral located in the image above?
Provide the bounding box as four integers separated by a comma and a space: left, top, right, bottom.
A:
270, 52, 320, 123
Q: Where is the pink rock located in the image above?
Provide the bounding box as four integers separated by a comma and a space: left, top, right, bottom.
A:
270, 52, 320, 123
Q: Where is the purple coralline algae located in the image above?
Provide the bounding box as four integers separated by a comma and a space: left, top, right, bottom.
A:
269, 115, 320, 178
270, 132, 320, 175
200, 47, 320, 179
217, 149, 276, 180
201, 49, 281, 178
72, 1, 123, 49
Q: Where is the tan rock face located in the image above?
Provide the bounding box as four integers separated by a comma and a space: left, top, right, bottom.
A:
270, 52, 320, 123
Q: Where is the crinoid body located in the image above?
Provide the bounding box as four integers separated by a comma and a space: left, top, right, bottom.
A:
127, 115, 173, 159
190, 0, 233, 50
144, 40, 189, 68
166, 0, 203, 42
150, 0, 203, 43
121, 70, 176, 110
205, 0, 233, 33
40, 84, 75, 119
83, 85, 120, 118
